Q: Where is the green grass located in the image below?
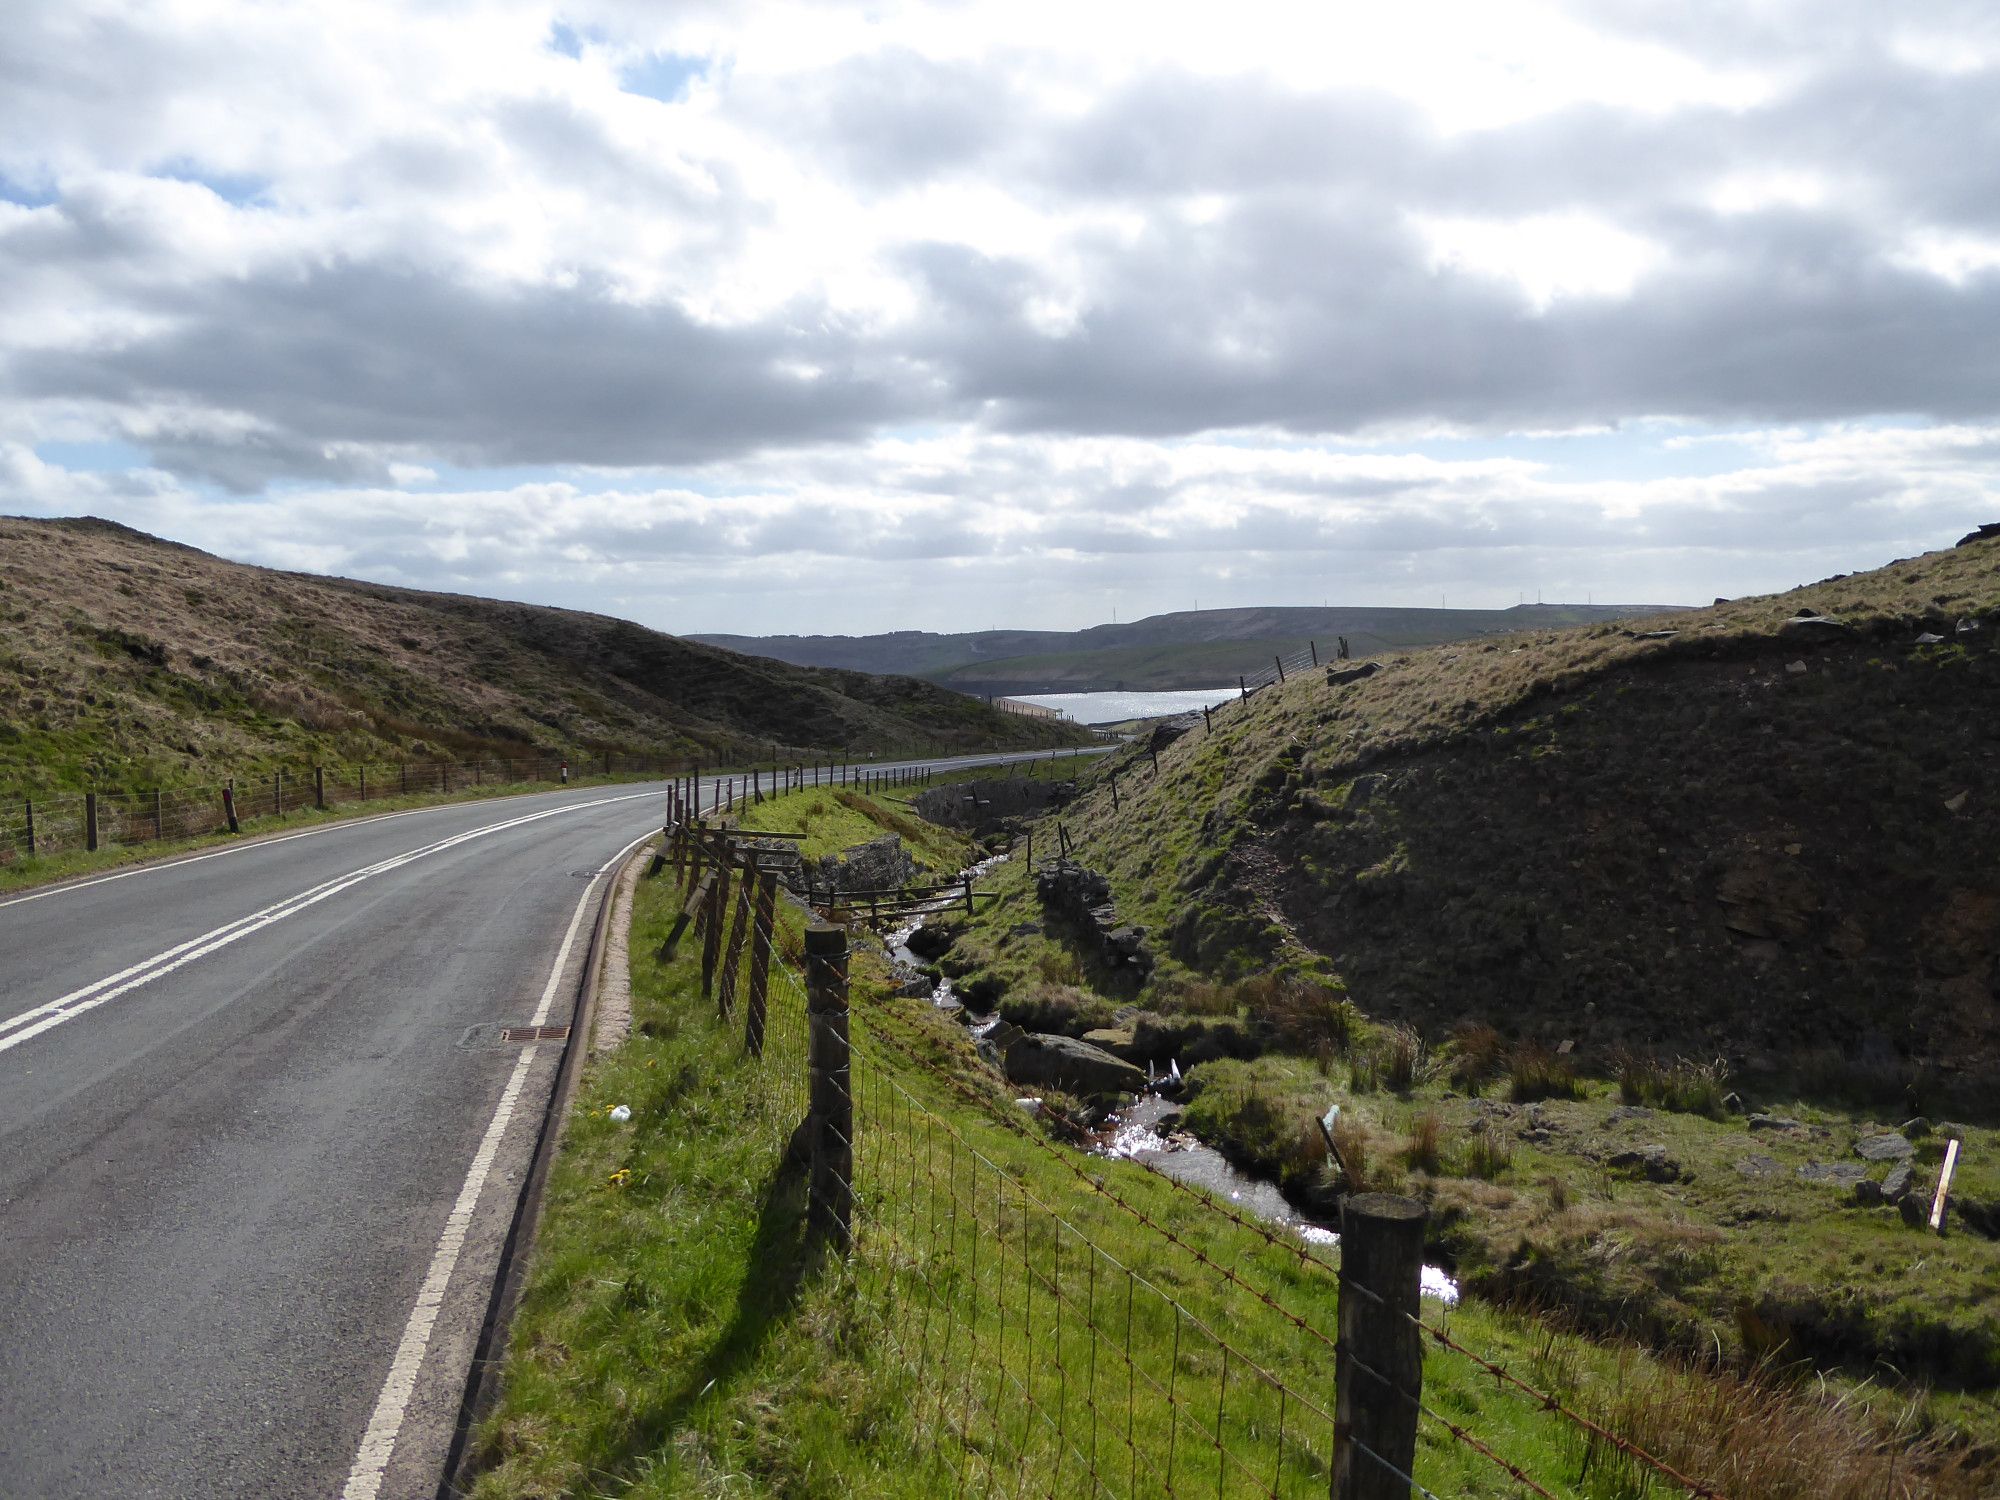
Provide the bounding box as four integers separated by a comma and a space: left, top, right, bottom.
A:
731, 784, 971, 871
0, 771, 661, 895
467, 814, 1993, 1498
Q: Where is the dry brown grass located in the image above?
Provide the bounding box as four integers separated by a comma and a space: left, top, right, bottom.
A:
1584, 1353, 1993, 1500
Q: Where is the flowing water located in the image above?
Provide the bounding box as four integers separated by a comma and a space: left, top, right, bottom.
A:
883, 890, 1459, 1302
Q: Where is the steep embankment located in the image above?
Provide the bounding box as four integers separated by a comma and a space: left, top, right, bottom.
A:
695, 601, 1672, 694
1063, 534, 2000, 1104
0, 517, 1084, 790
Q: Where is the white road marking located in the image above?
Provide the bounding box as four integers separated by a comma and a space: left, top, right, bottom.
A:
0, 791, 661, 1055
0, 780, 674, 912
341, 826, 656, 1498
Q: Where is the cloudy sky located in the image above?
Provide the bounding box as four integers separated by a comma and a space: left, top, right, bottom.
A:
3, 1, 1997, 634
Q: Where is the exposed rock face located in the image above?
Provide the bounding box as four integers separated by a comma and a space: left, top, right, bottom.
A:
1779, 613, 1853, 638
1959, 522, 2000, 547
1036, 859, 1155, 979
984, 1027, 1148, 1097
913, 776, 1075, 831
804, 835, 916, 894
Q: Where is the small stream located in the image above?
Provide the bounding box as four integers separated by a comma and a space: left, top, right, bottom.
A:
883, 890, 1458, 1303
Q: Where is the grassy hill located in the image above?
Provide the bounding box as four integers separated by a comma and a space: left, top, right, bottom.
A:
694, 602, 1678, 694
0, 517, 1085, 792
924, 530, 2000, 1461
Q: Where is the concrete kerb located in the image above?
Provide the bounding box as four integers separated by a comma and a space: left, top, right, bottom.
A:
591, 843, 647, 1054
437, 831, 656, 1497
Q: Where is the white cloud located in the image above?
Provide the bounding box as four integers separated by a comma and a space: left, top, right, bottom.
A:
0, 0, 1995, 630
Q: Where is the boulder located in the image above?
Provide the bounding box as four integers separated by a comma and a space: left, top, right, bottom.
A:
1081, 1026, 1141, 1062
1779, 614, 1853, 638
1609, 1144, 1685, 1183
1000, 1033, 1149, 1097
1959, 522, 2000, 547
1854, 1133, 1914, 1163
1748, 1113, 1804, 1132
1798, 1161, 1869, 1189
1854, 1178, 1884, 1206
1734, 1154, 1783, 1179
1882, 1163, 1914, 1203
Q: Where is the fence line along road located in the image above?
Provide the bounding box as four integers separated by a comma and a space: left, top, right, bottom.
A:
648, 811, 1735, 1499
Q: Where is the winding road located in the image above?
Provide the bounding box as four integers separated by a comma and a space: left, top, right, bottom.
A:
0, 751, 1084, 1499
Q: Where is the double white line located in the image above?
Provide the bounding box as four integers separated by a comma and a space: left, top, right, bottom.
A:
0, 792, 657, 1059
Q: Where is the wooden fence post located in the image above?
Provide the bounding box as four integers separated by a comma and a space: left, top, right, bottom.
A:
1110, 773, 1120, 811
718, 856, 754, 1018
275, 771, 284, 816
701, 845, 732, 1002
1240, 675, 1248, 701
154, 787, 165, 840
1276, 653, 1286, 683
223, 781, 239, 834
1311, 640, 1319, 667
1332, 1193, 1428, 1500
315, 766, 326, 810
359, 766, 367, 800
85, 792, 99, 852
1203, 705, 1213, 735
24, 797, 35, 856
804, 922, 853, 1253
745, 870, 776, 1056
693, 764, 702, 820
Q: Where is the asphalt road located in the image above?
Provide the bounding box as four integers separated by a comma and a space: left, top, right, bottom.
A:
0, 748, 1093, 1499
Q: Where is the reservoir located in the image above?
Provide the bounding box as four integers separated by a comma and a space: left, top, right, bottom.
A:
1011, 687, 1240, 724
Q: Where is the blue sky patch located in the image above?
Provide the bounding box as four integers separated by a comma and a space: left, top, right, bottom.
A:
619, 51, 708, 103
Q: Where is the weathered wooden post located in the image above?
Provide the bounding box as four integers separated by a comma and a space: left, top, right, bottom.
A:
275, 771, 284, 815
1110, 773, 1120, 811
153, 787, 165, 839
701, 842, 732, 1002
962, 874, 974, 915
438, 763, 447, 795
24, 797, 36, 856
1203, 704, 1213, 735
693, 764, 702, 820
804, 922, 853, 1253
314, 766, 326, 810
1276, 653, 1286, 683
718, 854, 754, 1018
359, 766, 367, 800
745, 870, 777, 1056
85, 792, 99, 852
1333, 1193, 1428, 1500
1311, 640, 1319, 667
1149, 744, 1160, 776
223, 781, 239, 834
1240, 674, 1248, 700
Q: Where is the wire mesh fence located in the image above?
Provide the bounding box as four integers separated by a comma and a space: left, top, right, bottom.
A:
646, 808, 1748, 1499
0, 752, 684, 865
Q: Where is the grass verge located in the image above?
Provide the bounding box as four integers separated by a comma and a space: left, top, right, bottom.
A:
467, 817, 1985, 1496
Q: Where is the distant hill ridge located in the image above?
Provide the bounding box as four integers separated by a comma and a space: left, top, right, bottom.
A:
695, 602, 1681, 694
0, 516, 1081, 791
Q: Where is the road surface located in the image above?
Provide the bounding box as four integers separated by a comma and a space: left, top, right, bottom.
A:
0, 750, 1088, 1498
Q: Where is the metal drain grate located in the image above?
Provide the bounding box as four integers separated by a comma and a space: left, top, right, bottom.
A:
501, 1025, 571, 1042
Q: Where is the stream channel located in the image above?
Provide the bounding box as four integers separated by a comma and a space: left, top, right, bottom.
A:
883, 857, 1458, 1303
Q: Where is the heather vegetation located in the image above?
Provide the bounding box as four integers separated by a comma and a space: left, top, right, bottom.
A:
924, 536, 2000, 1473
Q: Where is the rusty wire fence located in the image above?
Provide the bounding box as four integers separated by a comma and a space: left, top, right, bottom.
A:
0, 752, 682, 865
656, 806, 1744, 1500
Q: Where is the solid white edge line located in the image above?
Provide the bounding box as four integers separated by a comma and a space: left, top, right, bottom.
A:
0, 779, 674, 912
341, 825, 656, 1498
0, 792, 660, 1053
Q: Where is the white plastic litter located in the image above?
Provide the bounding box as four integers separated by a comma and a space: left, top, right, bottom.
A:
608, 1104, 632, 1122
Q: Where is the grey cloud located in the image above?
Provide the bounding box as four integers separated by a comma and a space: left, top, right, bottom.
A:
6, 253, 934, 487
